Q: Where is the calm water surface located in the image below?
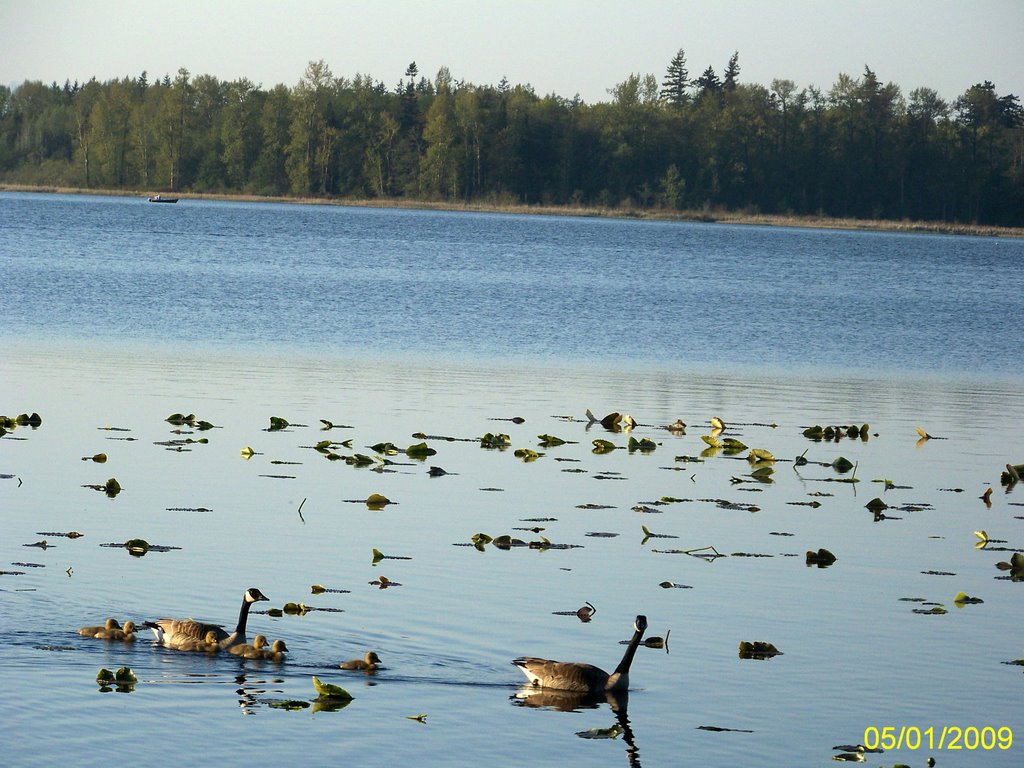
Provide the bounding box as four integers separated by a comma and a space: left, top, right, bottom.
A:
1, 193, 1023, 767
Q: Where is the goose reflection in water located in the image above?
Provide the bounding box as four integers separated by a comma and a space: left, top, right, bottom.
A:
511, 688, 641, 767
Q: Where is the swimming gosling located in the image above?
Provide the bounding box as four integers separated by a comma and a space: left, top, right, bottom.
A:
339, 651, 381, 671
78, 618, 120, 637
145, 587, 268, 651
228, 634, 269, 658
262, 639, 289, 662
175, 629, 221, 653
512, 614, 647, 693
95, 620, 136, 641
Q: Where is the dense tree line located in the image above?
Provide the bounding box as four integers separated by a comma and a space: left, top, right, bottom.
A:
1, 53, 1021, 225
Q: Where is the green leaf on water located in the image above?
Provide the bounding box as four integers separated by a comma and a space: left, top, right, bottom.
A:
538, 434, 567, 447
406, 442, 437, 458
592, 439, 616, 454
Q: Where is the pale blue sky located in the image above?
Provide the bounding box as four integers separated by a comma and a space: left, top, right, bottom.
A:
3, 0, 1022, 104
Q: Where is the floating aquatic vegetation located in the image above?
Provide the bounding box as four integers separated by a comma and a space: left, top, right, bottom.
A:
738, 641, 782, 659
406, 714, 428, 723
312, 675, 352, 700
831, 456, 855, 473
0, 570, 26, 576
36, 531, 84, 538
697, 725, 754, 733
259, 473, 296, 479
538, 434, 568, 447
720, 438, 747, 455
641, 525, 677, 542
1, 412, 43, 430
480, 432, 511, 448
368, 575, 402, 588
311, 584, 351, 594
365, 493, 392, 509
99, 539, 180, 556
652, 544, 726, 561
24, 540, 51, 549
586, 409, 624, 431
994, 552, 1024, 581
319, 419, 353, 430
921, 570, 956, 576
552, 602, 596, 621
97, 666, 137, 692
371, 548, 411, 564
710, 416, 726, 431
268, 416, 290, 431
514, 448, 543, 461
576, 724, 624, 739
806, 548, 837, 567
912, 604, 948, 614
666, 419, 686, 433
240, 446, 256, 458
700, 434, 721, 449
787, 500, 822, 508
632, 504, 662, 514
627, 436, 657, 452
82, 477, 121, 497
1001, 463, 1023, 485
592, 438, 617, 454
81, 452, 107, 463
268, 699, 312, 710
673, 455, 704, 463
953, 591, 984, 605
658, 581, 693, 589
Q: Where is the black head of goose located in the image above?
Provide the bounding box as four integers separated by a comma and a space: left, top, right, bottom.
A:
145, 587, 269, 651
512, 614, 647, 693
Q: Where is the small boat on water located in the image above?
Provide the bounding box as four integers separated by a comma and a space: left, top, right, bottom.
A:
148, 194, 179, 203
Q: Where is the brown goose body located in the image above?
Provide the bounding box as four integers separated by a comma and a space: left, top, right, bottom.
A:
146, 587, 268, 651
513, 615, 647, 693
340, 651, 381, 671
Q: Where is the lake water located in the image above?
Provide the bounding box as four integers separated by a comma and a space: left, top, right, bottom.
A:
1, 192, 1023, 767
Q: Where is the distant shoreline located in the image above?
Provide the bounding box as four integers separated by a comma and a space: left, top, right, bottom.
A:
3, 183, 1021, 239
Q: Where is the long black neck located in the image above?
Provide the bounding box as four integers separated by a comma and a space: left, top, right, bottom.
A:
234, 596, 253, 636
614, 624, 645, 675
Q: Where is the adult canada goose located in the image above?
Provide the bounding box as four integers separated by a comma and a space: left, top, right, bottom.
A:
228, 634, 268, 659
512, 615, 647, 693
78, 618, 121, 637
262, 639, 289, 662
339, 651, 381, 671
95, 620, 136, 641
176, 629, 221, 653
145, 587, 269, 651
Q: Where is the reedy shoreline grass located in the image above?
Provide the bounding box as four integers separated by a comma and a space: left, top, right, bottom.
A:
2, 182, 1020, 239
